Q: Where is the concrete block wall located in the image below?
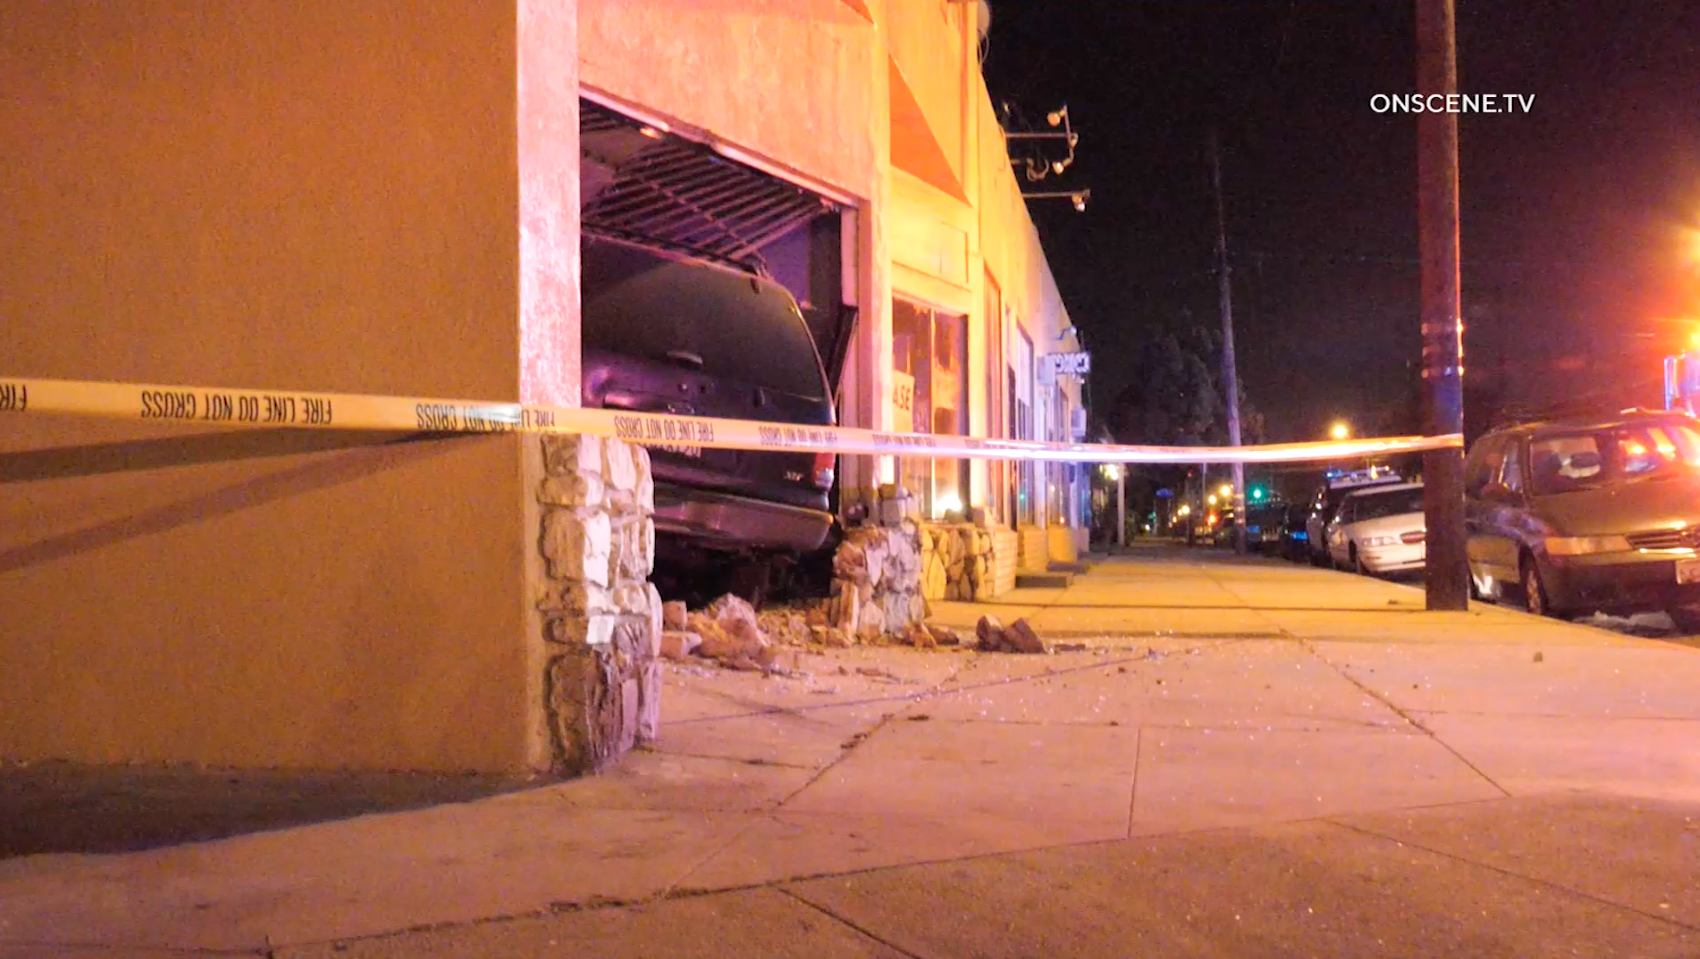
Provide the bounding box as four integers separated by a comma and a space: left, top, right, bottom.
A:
827, 523, 924, 639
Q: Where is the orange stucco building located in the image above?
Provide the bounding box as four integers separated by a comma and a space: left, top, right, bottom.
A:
1, 0, 1084, 772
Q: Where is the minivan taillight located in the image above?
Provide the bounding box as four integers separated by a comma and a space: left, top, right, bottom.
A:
812, 452, 836, 489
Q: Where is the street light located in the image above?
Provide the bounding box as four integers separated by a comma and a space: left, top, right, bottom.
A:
1208, 494, 1218, 505
1219, 483, 1232, 498
1329, 422, 1351, 441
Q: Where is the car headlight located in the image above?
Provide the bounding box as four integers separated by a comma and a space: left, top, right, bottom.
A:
1545, 535, 1631, 556
1360, 535, 1401, 547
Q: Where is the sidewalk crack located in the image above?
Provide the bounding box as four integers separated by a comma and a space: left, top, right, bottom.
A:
778, 886, 929, 959
1301, 640, 1512, 798
1127, 724, 1143, 839
1330, 819, 1700, 933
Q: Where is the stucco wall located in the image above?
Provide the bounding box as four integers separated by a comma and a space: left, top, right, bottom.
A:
884, 0, 965, 195
579, 0, 880, 203
0, 1, 560, 772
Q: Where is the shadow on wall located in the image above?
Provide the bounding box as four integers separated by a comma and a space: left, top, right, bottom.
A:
0, 430, 449, 575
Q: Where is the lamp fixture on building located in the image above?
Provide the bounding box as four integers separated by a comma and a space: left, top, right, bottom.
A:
1022, 188, 1090, 212
1006, 104, 1079, 182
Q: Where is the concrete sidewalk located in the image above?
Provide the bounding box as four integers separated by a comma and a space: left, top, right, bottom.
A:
4, 547, 1699, 957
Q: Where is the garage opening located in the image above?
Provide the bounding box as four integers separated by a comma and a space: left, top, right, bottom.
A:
580, 99, 857, 392
579, 97, 859, 603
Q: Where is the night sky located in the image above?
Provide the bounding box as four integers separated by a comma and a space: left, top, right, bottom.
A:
984, 0, 1700, 443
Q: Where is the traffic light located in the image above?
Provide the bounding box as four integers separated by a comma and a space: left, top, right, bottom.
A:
1250, 487, 1266, 501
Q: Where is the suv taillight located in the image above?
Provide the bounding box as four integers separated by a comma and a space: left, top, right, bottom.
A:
812, 452, 836, 489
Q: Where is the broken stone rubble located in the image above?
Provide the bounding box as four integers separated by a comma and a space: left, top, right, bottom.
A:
975, 614, 1048, 654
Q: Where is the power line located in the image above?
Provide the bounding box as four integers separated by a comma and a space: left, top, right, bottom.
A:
1238, 249, 1610, 270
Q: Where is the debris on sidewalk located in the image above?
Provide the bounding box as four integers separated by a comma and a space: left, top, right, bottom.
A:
689, 610, 764, 661
900, 622, 937, 648
1533, 650, 1544, 663
662, 600, 688, 631
897, 621, 964, 649
659, 630, 701, 660
975, 615, 1048, 654
811, 625, 855, 648
755, 609, 811, 646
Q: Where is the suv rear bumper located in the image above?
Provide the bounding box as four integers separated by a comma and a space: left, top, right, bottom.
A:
653, 482, 833, 554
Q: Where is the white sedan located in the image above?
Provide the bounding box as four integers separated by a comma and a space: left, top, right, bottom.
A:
1325, 482, 1427, 576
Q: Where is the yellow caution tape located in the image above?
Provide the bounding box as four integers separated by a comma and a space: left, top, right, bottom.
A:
0, 375, 1460, 465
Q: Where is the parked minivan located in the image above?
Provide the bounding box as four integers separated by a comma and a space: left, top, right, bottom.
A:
582, 236, 837, 594
1464, 410, 1700, 629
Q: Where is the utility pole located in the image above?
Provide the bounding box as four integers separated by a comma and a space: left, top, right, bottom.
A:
1210, 131, 1247, 553
1189, 464, 1203, 546
1417, 0, 1469, 609
1116, 467, 1126, 549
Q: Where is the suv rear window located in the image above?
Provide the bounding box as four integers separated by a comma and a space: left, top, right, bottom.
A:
583, 241, 827, 400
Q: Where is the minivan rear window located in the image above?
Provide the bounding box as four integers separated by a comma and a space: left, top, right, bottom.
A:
583, 241, 827, 400
1529, 420, 1700, 494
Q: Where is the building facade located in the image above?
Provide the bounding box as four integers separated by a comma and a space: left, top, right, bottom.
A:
0, 0, 1082, 773
581, 0, 1087, 562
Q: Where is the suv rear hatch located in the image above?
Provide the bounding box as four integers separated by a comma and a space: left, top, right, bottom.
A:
581, 238, 835, 517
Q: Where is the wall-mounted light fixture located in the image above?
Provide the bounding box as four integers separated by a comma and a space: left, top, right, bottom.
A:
1021, 188, 1091, 213
1007, 104, 1079, 182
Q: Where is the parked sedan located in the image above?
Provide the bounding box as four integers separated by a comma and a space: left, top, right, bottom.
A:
1303, 469, 1405, 566
1325, 482, 1427, 576
1465, 410, 1700, 629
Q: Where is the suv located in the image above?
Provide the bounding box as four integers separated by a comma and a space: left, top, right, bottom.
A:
1303, 468, 1405, 566
1465, 410, 1700, 628
582, 237, 837, 593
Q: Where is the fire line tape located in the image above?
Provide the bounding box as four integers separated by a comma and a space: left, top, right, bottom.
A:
0, 375, 1461, 465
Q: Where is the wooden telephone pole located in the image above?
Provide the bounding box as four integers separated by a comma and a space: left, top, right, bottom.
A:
1209, 131, 1247, 553
1417, 0, 1469, 609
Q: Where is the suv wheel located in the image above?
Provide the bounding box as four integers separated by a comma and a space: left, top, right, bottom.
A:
1521, 555, 1553, 618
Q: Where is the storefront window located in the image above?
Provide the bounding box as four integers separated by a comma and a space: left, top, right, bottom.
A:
985, 277, 1006, 526
1047, 388, 1068, 523
1014, 330, 1036, 525
893, 298, 968, 518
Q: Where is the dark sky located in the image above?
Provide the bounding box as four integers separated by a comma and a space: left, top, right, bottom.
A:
984, 0, 1700, 442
